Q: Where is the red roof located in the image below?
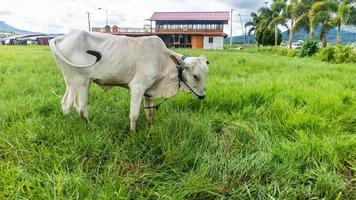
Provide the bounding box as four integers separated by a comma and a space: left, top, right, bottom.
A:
149, 11, 230, 22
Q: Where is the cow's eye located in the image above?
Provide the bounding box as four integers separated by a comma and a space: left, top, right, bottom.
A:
193, 75, 199, 81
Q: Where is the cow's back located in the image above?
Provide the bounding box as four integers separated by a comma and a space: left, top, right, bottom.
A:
51, 30, 170, 87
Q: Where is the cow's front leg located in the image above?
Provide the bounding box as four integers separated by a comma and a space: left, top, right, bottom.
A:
144, 97, 154, 126
129, 87, 145, 132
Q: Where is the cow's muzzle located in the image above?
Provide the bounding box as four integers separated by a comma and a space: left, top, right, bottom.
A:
198, 95, 205, 100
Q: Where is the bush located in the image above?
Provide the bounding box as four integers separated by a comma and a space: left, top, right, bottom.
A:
298, 37, 319, 57
318, 45, 356, 63
287, 49, 298, 57
256, 28, 282, 46
334, 45, 353, 63
275, 47, 298, 57
319, 46, 335, 62
276, 47, 288, 56
349, 50, 356, 63
257, 46, 275, 53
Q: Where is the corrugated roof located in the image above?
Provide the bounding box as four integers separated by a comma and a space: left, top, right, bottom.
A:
149, 11, 230, 21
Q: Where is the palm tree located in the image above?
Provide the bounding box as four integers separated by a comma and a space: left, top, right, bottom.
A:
255, 7, 274, 45
335, 0, 356, 44
286, 0, 300, 48
245, 12, 260, 44
292, 0, 316, 37
245, 7, 273, 46
269, 0, 289, 47
309, 0, 339, 47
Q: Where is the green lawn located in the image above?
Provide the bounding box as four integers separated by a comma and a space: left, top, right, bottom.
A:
0, 45, 355, 199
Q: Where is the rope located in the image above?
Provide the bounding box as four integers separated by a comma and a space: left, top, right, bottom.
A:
51, 88, 62, 98
143, 98, 169, 110
86, 98, 170, 114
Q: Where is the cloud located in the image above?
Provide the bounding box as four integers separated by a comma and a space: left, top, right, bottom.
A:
0, 0, 260, 35
224, 0, 265, 12
0, 10, 12, 16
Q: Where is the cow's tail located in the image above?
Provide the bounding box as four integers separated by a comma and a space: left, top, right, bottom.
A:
49, 38, 102, 68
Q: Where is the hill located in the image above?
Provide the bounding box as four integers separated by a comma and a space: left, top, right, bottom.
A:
226, 26, 356, 45
0, 21, 37, 35
281, 27, 356, 44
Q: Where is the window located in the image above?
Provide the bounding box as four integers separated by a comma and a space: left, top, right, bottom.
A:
187, 35, 191, 43
209, 37, 213, 43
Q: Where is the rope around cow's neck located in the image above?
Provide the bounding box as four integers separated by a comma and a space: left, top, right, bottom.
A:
145, 54, 205, 110
176, 55, 205, 99
176, 67, 204, 99
144, 61, 204, 110
144, 56, 204, 110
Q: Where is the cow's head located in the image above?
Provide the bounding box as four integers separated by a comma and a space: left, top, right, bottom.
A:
170, 55, 209, 100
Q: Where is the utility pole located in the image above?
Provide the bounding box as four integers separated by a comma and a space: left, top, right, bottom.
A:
230, 9, 233, 45
239, 13, 246, 45
105, 9, 108, 26
337, 0, 342, 44
275, 8, 283, 47
98, 8, 108, 26
87, 12, 91, 32
275, 24, 278, 47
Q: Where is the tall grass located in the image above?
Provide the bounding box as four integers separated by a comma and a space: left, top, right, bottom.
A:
0, 46, 355, 199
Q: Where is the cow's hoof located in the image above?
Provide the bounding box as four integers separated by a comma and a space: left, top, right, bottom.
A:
85, 122, 90, 129
130, 122, 136, 133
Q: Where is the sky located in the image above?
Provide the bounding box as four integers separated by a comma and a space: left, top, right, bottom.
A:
0, 0, 268, 36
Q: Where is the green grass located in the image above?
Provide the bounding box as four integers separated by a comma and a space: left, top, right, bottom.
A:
0, 45, 355, 199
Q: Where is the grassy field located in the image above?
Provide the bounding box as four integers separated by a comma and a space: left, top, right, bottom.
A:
0, 45, 355, 199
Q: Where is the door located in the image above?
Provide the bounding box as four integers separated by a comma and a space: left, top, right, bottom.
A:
192, 35, 203, 49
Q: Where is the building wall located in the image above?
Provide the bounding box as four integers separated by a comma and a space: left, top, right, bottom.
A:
203, 36, 223, 50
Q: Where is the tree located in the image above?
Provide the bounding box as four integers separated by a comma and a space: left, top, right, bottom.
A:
245, 12, 260, 44
335, 0, 356, 44
245, 7, 274, 46
261, 28, 282, 45
292, 0, 316, 37
269, 0, 289, 47
309, 0, 338, 47
286, 0, 300, 48
254, 7, 274, 46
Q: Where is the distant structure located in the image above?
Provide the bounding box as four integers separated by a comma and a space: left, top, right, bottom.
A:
92, 11, 229, 49
1, 34, 63, 45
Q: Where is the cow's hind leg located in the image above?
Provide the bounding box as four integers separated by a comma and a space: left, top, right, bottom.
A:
61, 86, 74, 115
144, 97, 154, 126
72, 80, 90, 123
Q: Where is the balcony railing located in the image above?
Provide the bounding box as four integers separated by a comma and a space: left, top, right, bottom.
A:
155, 28, 223, 33
92, 27, 223, 34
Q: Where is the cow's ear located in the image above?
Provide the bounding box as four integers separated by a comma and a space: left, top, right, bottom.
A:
200, 55, 209, 65
170, 55, 184, 66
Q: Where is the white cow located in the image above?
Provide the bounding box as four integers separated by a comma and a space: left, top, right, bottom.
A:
49, 30, 209, 131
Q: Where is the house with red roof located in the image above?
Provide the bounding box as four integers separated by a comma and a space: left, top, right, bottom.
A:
92, 11, 229, 50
